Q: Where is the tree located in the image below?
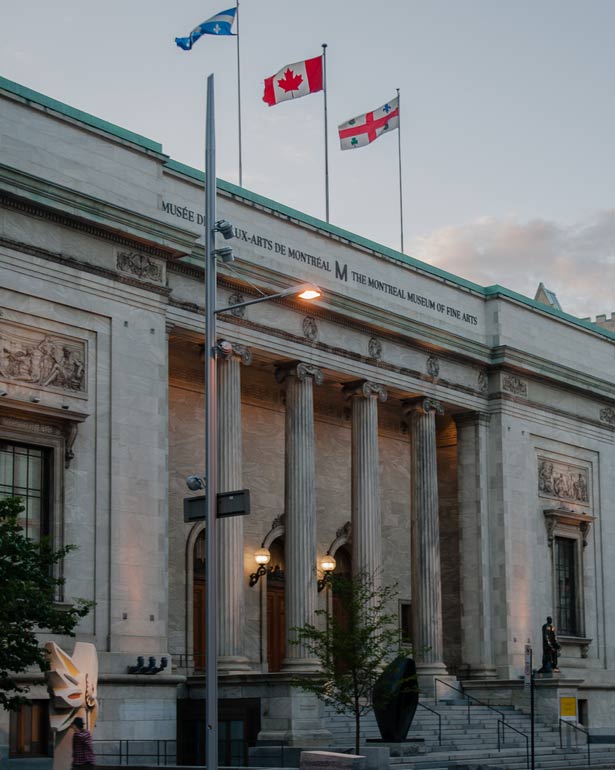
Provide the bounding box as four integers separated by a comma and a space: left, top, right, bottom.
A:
291, 571, 403, 755
0, 496, 90, 710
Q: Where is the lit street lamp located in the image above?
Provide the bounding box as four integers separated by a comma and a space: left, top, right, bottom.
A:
202, 74, 321, 770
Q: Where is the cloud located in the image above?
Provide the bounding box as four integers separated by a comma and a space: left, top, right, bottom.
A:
410, 211, 615, 319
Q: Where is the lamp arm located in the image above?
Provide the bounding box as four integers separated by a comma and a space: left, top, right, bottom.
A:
215, 291, 288, 314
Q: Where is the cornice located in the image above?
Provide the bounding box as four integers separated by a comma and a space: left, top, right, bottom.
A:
0, 163, 197, 254
0, 235, 171, 297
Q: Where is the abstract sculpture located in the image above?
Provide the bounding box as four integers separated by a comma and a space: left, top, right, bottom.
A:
372, 656, 419, 742
45, 642, 98, 770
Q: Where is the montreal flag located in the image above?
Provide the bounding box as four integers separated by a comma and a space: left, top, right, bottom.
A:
263, 55, 323, 106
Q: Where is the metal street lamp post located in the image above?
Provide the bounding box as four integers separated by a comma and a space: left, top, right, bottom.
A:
202, 74, 321, 770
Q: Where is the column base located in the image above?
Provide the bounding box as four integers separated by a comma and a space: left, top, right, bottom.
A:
280, 656, 321, 674
218, 655, 252, 674
415, 662, 450, 696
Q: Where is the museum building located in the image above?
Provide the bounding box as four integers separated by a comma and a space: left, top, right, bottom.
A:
1, 75, 615, 765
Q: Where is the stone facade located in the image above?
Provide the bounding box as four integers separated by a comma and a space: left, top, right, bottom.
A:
1, 76, 615, 764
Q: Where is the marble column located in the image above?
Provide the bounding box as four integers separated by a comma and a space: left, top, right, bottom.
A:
343, 381, 387, 580
454, 412, 496, 679
405, 397, 448, 679
276, 361, 323, 672
217, 341, 252, 673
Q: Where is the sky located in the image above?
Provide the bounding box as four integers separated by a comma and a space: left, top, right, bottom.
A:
1, 0, 614, 318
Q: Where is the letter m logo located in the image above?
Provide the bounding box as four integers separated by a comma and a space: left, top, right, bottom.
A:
335, 261, 348, 282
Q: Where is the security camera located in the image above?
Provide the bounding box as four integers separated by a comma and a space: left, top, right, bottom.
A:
217, 340, 233, 357
186, 475, 205, 492
215, 220, 235, 240
215, 246, 235, 263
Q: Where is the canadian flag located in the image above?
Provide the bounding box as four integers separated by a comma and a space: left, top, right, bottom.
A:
263, 55, 323, 106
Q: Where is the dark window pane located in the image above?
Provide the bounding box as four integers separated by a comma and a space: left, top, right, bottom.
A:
555, 537, 578, 636
0, 441, 51, 540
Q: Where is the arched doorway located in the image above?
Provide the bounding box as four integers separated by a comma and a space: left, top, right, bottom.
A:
266, 538, 285, 672
193, 530, 206, 670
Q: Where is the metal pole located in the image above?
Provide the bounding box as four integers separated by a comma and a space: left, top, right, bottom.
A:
322, 43, 330, 223
204, 73, 219, 770
530, 649, 535, 770
236, 0, 243, 188
396, 87, 404, 253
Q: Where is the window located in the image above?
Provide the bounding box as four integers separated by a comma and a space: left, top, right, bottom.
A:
555, 537, 578, 636
400, 601, 413, 644
0, 440, 51, 540
9, 700, 51, 757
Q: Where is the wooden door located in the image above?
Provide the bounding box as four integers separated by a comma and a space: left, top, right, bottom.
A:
267, 583, 285, 672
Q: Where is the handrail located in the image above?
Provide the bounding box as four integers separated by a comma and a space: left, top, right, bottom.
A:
498, 719, 529, 769
416, 702, 442, 746
559, 719, 591, 766
92, 739, 176, 766
434, 678, 505, 724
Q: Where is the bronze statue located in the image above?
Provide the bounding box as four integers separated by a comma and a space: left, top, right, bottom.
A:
541, 616, 561, 673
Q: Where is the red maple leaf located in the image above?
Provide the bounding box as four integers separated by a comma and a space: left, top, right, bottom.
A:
277, 68, 303, 93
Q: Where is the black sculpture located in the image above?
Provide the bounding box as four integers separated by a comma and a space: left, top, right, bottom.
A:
540, 616, 561, 673
372, 656, 419, 742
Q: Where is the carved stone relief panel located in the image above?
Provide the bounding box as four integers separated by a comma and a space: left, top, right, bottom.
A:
302, 316, 318, 341
600, 407, 615, 426
368, 337, 383, 360
116, 251, 164, 283
538, 456, 590, 506
0, 321, 87, 394
502, 374, 528, 397
426, 355, 440, 378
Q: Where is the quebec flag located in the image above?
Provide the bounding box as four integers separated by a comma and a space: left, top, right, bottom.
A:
175, 7, 237, 51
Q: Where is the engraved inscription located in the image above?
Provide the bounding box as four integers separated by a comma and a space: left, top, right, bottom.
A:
538, 457, 589, 504
0, 322, 86, 393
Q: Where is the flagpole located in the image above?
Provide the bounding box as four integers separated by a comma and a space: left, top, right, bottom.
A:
322, 42, 330, 223
396, 87, 404, 253
236, 0, 243, 187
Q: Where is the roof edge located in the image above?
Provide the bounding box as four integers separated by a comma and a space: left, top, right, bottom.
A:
0, 75, 165, 155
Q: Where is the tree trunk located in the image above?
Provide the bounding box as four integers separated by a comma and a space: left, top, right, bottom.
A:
354, 699, 360, 756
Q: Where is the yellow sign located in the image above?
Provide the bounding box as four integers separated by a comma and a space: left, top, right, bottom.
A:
560, 697, 577, 718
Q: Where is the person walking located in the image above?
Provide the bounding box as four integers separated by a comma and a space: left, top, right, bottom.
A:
71, 717, 95, 770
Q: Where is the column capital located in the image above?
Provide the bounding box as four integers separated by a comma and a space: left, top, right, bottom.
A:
217, 339, 252, 365
275, 361, 324, 386
343, 380, 387, 403
403, 397, 444, 416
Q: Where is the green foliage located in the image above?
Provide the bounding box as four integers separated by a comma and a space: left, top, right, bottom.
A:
0, 496, 90, 710
291, 571, 402, 754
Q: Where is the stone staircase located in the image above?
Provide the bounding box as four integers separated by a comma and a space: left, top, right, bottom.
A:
324, 698, 615, 769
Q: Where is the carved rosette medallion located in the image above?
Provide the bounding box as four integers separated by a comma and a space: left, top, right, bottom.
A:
343, 380, 388, 403
368, 337, 383, 360
538, 457, 589, 505
116, 251, 163, 283
0, 321, 87, 394
426, 355, 440, 378
227, 293, 246, 318
599, 407, 615, 426
302, 316, 318, 341
502, 374, 528, 397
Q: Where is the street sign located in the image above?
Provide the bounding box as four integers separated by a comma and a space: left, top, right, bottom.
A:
183, 489, 250, 522
524, 645, 532, 693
